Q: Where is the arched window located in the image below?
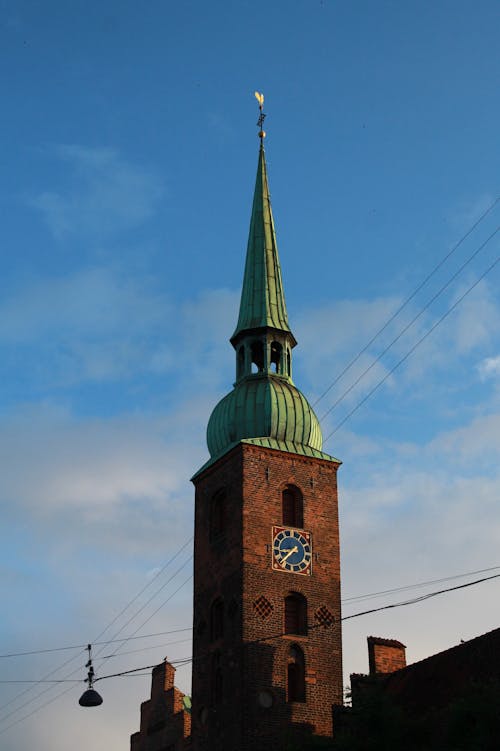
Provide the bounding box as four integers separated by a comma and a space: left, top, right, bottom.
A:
282, 485, 303, 528
286, 348, 291, 376
210, 597, 224, 641
287, 645, 306, 703
250, 340, 264, 373
210, 490, 226, 543
270, 341, 282, 374
284, 593, 307, 635
212, 651, 223, 705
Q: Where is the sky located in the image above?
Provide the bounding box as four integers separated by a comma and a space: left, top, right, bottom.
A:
0, 0, 499, 748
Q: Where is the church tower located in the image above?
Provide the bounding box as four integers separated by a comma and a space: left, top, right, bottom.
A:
191, 110, 343, 751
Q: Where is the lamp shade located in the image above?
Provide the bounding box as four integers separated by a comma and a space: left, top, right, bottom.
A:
79, 688, 103, 707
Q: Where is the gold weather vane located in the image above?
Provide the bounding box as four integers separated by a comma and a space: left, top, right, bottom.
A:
254, 91, 266, 141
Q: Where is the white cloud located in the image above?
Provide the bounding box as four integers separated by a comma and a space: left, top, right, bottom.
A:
427, 412, 500, 465
0, 268, 169, 342
295, 296, 400, 405
340, 409, 500, 678
30, 145, 164, 239
1, 282, 498, 750
0, 270, 238, 387
449, 279, 500, 354
0, 402, 206, 554
447, 193, 497, 234
478, 355, 500, 380
0, 396, 199, 750
295, 276, 500, 430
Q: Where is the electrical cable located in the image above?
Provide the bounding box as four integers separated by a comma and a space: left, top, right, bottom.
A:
0, 649, 87, 722
342, 564, 500, 604
1, 565, 498, 731
319, 225, 499, 424
0, 683, 82, 735
7, 554, 487, 725
94, 572, 193, 667
312, 196, 499, 409
1, 205, 498, 729
92, 554, 193, 663
0, 538, 193, 729
0, 537, 192, 712
0, 556, 192, 720
323, 251, 500, 443
0, 680, 81, 685
0, 627, 193, 660
91, 536, 193, 645
4, 563, 500, 659
0, 571, 194, 734
99, 636, 193, 660
341, 571, 500, 620
78, 569, 500, 677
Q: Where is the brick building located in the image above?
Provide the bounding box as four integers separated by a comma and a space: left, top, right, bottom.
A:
128, 118, 500, 751
130, 660, 191, 751
333, 628, 500, 748
131, 123, 343, 750
352, 628, 500, 716
190, 127, 343, 750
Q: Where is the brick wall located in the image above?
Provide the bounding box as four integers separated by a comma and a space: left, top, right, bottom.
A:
348, 626, 500, 730
381, 626, 500, 714
130, 660, 191, 751
191, 442, 343, 751
367, 636, 407, 675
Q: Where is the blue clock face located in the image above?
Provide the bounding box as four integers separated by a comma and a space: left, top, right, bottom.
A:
272, 526, 312, 575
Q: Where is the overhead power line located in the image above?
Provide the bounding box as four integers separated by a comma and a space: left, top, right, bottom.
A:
0, 537, 194, 730
93, 555, 193, 665
91, 536, 193, 646
0, 683, 82, 735
99, 636, 193, 660
28, 568, 495, 682
341, 571, 500, 620
94, 572, 193, 670
1, 562, 498, 731
0, 628, 193, 660
2, 221, 499, 723
342, 564, 500, 604
0, 680, 82, 685
0, 571, 194, 734
312, 196, 499, 410
4, 563, 500, 660
323, 250, 500, 443
320, 224, 499, 424
0, 648, 87, 723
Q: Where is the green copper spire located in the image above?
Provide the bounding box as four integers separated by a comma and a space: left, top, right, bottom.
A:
231, 144, 295, 344
195, 106, 340, 477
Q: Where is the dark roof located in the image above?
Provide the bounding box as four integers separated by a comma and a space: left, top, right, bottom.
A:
367, 636, 407, 649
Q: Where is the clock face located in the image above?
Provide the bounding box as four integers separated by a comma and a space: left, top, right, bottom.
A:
272, 526, 312, 575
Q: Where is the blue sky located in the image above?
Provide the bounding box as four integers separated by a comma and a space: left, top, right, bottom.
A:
1, 1, 499, 748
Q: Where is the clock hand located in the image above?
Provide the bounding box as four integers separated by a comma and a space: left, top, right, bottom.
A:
280, 546, 298, 565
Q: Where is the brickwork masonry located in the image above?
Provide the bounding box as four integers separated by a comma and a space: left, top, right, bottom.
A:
191, 443, 343, 751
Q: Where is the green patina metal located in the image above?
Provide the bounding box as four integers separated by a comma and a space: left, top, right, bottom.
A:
198, 141, 339, 476
195, 437, 339, 479
231, 144, 294, 344
206, 375, 323, 457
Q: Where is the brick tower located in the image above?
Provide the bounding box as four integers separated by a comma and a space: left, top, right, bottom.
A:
190, 119, 343, 751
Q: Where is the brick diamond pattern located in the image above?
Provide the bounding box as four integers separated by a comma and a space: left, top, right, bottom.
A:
253, 595, 274, 620
315, 605, 335, 628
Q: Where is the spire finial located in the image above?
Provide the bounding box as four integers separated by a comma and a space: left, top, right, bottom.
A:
254, 91, 266, 142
